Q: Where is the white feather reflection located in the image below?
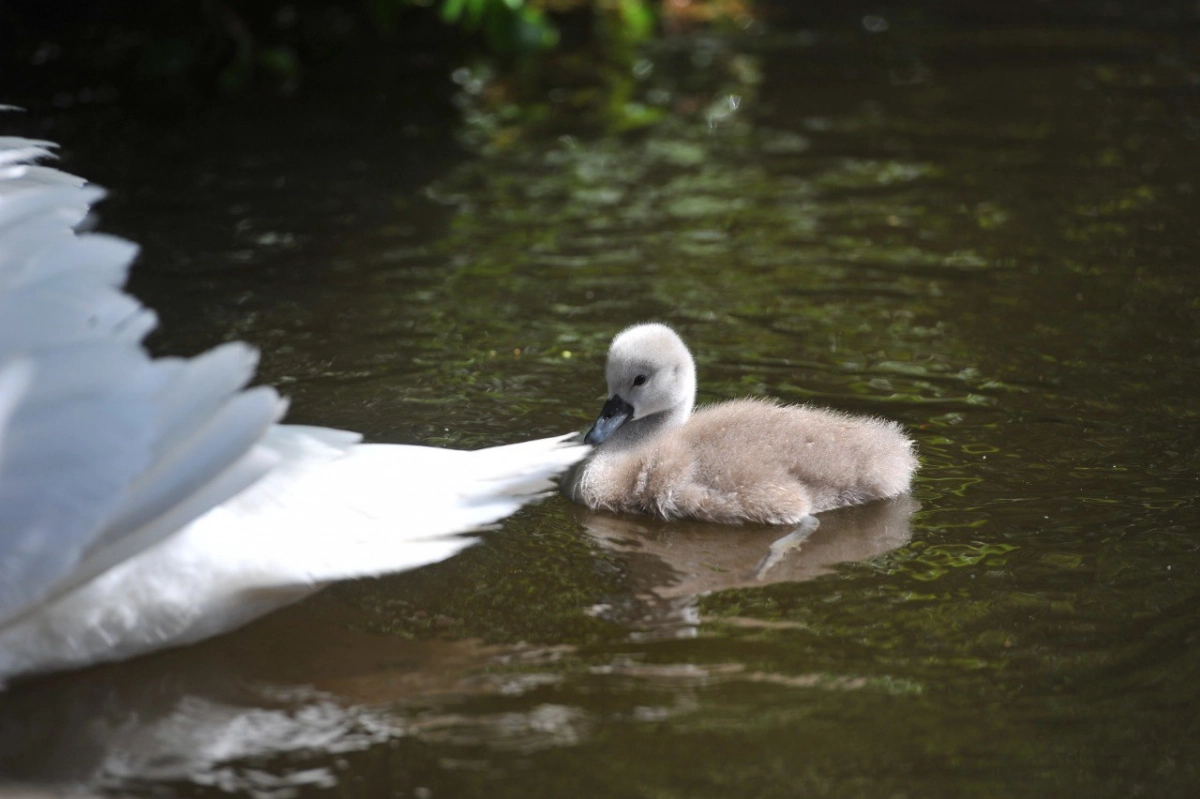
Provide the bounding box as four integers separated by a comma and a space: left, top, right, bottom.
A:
0, 599, 588, 798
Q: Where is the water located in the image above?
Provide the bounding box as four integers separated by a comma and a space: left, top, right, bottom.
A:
2, 7, 1199, 798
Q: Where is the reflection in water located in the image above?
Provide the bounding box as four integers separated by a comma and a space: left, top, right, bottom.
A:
574, 498, 917, 636
0, 597, 590, 796
0, 498, 915, 797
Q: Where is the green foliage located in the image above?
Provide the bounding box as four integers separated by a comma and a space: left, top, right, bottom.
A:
411, 0, 660, 57
611, 0, 657, 44
421, 0, 561, 54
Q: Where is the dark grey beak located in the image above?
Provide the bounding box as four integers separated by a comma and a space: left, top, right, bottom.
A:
584, 394, 634, 445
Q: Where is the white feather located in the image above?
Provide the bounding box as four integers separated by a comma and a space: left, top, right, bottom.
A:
0, 133, 588, 683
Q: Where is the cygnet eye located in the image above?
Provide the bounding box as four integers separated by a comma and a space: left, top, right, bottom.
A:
633, 374, 647, 387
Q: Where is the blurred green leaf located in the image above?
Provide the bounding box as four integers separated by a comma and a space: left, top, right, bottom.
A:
441, 0, 469, 24
617, 0, 657, 42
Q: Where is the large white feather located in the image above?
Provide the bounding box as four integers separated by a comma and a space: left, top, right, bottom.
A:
0, 133, 588, 682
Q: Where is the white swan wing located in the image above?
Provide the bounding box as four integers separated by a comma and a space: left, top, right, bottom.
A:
0, 428, 587, 679
0, 133, 588, 681
0, 137, 285, 628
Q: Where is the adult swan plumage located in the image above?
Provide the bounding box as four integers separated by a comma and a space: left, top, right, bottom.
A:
0, 134, 587, 684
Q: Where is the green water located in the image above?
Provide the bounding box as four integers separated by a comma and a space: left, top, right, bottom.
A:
2, 9, 1199, 799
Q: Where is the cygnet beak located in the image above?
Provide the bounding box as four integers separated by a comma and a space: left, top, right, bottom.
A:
584, 394, 634, 444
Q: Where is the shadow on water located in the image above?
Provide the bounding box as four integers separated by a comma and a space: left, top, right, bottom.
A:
2, 2, 1200, 797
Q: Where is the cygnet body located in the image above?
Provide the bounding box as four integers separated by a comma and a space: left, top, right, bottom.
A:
564, 323, 917, 524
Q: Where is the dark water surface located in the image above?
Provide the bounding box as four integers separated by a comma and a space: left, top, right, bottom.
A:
2, 9, 1200, 799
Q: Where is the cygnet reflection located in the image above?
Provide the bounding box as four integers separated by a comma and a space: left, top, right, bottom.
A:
571, 497, 919, 638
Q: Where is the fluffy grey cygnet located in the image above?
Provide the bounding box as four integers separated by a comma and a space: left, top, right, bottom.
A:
564, 323, 918, 525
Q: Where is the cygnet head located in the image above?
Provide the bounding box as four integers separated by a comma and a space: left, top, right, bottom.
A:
584, 323, 697, 446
